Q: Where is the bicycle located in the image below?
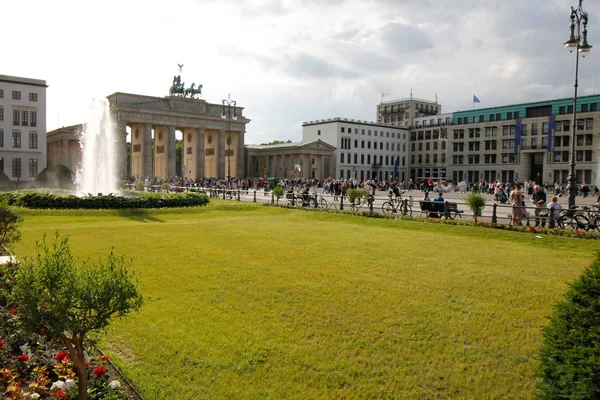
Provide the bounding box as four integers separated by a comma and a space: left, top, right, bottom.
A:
556, 206, 589, 230
381, 198, 412, 216
349, 194, 372, 213
582, 205, 600, 232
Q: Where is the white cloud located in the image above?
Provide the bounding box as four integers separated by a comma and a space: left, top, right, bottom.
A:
4, 0, 600, 143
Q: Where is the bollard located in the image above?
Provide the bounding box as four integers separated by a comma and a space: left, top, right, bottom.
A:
369, 196, 374, 212
409, 195, 413, 208
222, 190, 226, 200
340, 195, 344, 210
548, 207, 555, 228
253, 190, 257, 203
492, 203, 497, 224
271, 192, 274, 205
237, 189, 241, 201
314, 194, 318, 208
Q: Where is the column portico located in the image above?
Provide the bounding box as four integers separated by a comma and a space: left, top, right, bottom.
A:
143, 123, 153, 178
167, 125, 176, 177
197, 127, 205, 178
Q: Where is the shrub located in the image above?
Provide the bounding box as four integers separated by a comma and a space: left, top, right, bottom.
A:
35, 165, 75, 189
12, 233, 143, 400
0, 192, 209, 209
0, 199, 22, 251
272, 186, 284, 204
465, 192, 486, 222
347, 189, 368, 204
536, 252, 600, 399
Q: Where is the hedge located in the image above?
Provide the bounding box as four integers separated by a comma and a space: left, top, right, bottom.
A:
0, 192, 209, 209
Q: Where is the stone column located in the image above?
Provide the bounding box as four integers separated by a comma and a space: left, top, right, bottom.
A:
318, 155, 324, 179
143, 123, 153, 178
167, 125, 176, 177
116, 122, 128, 179
303, 154, 311, 179
196, 127, 205, 179
218, 130, 226, 179
237, 130, 245, 178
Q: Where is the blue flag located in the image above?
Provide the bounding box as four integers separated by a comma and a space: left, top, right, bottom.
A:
473, 95, 480, 103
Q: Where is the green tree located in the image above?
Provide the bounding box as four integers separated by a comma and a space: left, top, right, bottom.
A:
536, 252, 600, 400
259, 140, 293, 146
12, 233, 144, 400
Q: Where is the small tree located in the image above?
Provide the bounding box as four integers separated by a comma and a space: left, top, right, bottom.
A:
465, 192, 486, 223
0, 199, 23, 253
12, 233, 144, 400
536, 252, 600, 399
272, 185, 284, 205
347, 189, 368, 205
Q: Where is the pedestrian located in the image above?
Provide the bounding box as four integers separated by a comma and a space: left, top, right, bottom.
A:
531, 185, 547, 227
509, 184, 525, 226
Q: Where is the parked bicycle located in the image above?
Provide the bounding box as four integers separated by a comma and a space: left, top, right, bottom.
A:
381, 198, 412, 216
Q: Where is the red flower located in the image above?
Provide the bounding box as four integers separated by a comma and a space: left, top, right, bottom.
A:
17, 381, 21, 387
10, 309, 16, 315
93, 366, 107, 377
84, 361, 89, 368
52, 391, 66, 399
17, 354, 29, 362
100, 355, 110, 361
55, 351, 70, 362
0, 340, 3, 350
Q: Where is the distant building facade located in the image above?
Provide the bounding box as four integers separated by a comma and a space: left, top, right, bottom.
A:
377, 97, 441, 128
302, 118, 410, 182
46, 124, 81, 172
408, 95, 599, 186
0, 74, 47, 183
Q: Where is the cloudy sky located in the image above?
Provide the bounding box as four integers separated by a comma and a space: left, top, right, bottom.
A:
4, 0, 600, 143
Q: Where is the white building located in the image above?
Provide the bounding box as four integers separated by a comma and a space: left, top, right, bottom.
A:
0, 75, 47, 184
302, 117, 410, 182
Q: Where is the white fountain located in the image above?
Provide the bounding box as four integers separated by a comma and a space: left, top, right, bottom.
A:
76, 99, 120, 195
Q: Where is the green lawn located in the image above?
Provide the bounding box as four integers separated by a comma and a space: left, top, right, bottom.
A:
15, 203, 598, 399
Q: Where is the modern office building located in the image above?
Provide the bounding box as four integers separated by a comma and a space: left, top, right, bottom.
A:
408, 95, 600, 186
0, 74, 47, 184
302, 117, 410, 182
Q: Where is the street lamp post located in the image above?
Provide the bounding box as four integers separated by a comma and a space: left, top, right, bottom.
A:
221, 94, 237, 186
564, 0, 592, 209
439, 125, 448, 182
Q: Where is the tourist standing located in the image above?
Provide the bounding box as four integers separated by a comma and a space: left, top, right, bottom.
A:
531, 185, 547, 227
509, 184, 525, 226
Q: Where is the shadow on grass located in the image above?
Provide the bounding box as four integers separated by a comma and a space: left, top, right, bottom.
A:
116, 209, 164, 223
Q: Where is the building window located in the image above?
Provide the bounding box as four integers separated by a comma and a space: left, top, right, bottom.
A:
361, 154, 364, 164
354, 154, 357, 164
0, 89, 3, 98
21, 110, 28, 127
30, 111, 37, 127
13, 110, 20, 126
12, 131, 21, 148
29, 132, 38, 149
29, 93, 38, 102
531, 123, 538, 135
317, 130, 321, 135
29, 158, 38, 177
12, 91, 21, 100
586, 118, 593, 130
341, 127, 345, 133
340, 153, 344, 164
0, 108, 3, 121
12, 158, 21, 178
0, 130, 3, 147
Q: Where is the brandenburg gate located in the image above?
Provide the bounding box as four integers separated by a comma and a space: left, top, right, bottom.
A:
107, 87, 250, 180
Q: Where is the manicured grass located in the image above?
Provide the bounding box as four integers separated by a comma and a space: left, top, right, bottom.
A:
15, 202, 598, 399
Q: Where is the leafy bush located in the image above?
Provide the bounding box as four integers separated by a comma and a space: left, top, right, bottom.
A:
35, 165, 75, 189
272, 186, 284, 204
465, 192, 486, 222
536, 252, 600, 399
12, 233, 143, 400
0, 199, 22, 251
347, 189, 368, 204
0, 192, 209, 209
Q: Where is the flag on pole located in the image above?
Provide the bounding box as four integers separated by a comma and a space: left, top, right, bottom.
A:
473, 95, 481, 103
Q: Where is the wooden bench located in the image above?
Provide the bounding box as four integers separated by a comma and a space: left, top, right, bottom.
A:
419, 201, 445, 218
443, 202, 464, 219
